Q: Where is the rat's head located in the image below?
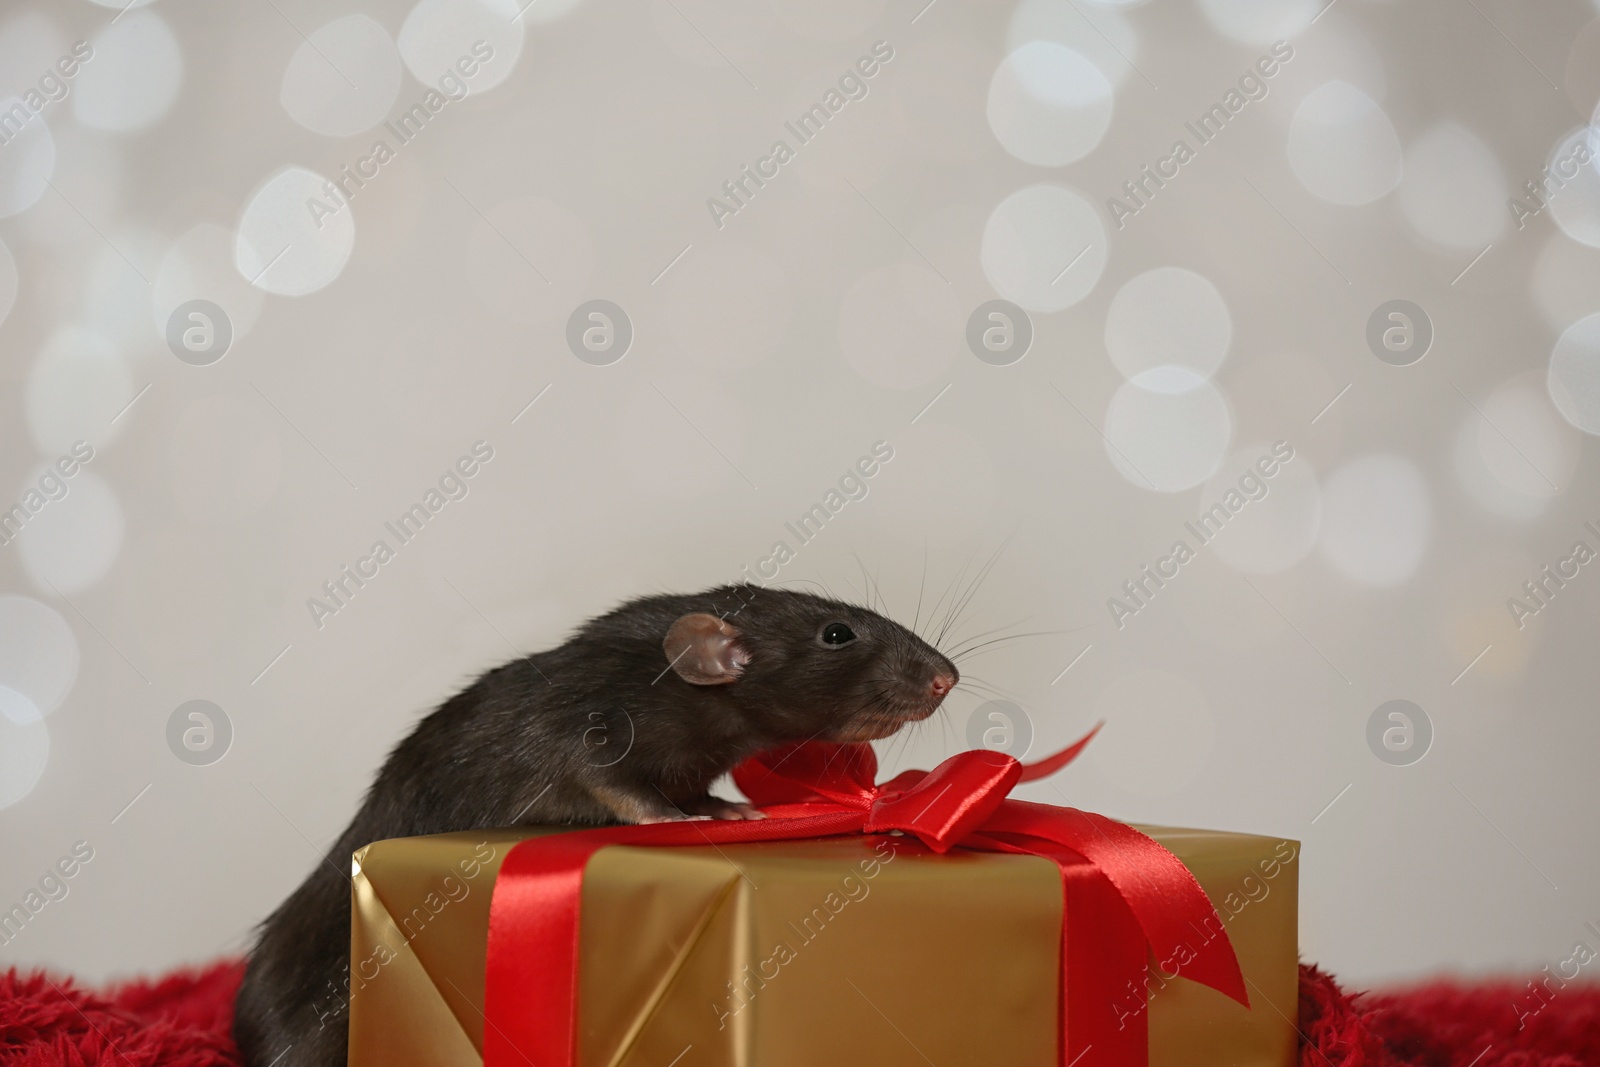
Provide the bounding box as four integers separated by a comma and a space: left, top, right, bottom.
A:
662, 586, 958, 743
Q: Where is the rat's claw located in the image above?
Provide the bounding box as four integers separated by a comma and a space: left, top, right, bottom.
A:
685, 798, 765, 821
712, 800, 765, 821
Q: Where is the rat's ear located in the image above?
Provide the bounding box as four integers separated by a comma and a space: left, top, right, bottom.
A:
663, 614, 749, 685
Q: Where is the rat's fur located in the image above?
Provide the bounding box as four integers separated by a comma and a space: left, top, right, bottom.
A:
233, 585, 956, 1067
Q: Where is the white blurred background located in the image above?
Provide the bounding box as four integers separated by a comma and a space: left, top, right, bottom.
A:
2, 0, 1599, 990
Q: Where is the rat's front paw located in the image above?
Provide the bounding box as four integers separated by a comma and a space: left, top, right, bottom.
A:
685, 797, 765, 821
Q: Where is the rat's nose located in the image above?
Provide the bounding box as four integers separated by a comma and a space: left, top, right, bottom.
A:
929, 672, 956, 699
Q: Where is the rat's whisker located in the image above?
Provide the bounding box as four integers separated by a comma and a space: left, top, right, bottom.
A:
889, 718, 917, 766
913, 541, 930, 639
773, 577, 849, 606
934, 551, 984, 647
953, 675, 1017, 700
772, 577, 825, 595
943, 617, 1040, 658
949, 631, 1068, 662
951, 680, 1009, 701
927, 545, 981, 648
937, 530, 1017, 650
848, 553, 884, 616
938, 703, 957, 756
944, 615, 1030, 645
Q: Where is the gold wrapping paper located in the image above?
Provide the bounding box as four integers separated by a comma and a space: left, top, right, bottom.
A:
347, 825, 1298, 1067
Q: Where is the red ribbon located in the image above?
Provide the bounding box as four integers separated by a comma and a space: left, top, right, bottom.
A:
484, 724, 1249, 1067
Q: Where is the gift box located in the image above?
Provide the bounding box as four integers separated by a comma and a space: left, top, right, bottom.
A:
347, 736, 1298, 1067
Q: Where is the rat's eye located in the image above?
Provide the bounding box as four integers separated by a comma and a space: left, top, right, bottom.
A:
821, 622, 856, 645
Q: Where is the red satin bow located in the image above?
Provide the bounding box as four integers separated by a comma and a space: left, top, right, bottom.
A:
484, 724, 1249, 1067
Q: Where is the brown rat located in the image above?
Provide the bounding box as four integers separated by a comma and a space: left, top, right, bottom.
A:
233, 584, 958, 1067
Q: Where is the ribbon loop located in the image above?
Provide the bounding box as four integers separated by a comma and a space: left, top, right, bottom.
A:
864, 748, 1021, 852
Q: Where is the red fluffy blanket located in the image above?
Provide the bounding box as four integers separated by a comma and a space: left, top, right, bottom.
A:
0, 961, 1594, 1066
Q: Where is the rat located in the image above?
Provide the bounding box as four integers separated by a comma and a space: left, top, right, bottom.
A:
233, 584, 958, 1067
